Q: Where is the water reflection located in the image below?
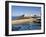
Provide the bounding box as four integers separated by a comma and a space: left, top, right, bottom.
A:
12, 23, 41, 31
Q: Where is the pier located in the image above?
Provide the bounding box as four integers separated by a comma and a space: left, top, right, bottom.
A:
12, 17, 41, 24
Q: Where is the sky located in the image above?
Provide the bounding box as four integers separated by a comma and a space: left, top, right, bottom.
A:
11, 6, 41, 17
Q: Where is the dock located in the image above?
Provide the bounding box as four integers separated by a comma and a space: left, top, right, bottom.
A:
12, 17, 40, 24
